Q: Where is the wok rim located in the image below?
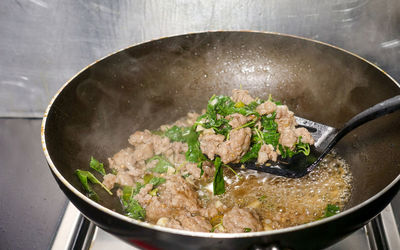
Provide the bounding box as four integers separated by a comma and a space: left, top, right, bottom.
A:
41, 30, 400, 239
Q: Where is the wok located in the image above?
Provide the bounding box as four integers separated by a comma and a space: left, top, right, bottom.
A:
41, 31, 400, 250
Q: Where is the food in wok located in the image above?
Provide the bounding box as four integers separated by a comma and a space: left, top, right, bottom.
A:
76, 89, 352, 233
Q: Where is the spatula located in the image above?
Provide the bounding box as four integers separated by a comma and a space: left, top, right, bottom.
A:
232, 95, 400, 178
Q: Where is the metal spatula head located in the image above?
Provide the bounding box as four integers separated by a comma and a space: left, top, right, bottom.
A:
230, 95, 400, 178
232, 117, 338, 178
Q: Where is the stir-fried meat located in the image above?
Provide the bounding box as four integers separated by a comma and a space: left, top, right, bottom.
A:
98, 89, 324, 234
279, 128, 298, 149
134, 183, 154, 204
145, 198, 173, 222
199, 132, 225, 160
223, 207, 263, 233
226, 113, 254, 129
108, 147, 137, 171
231, 89, 255, 105
180, 163, 202, 179
275, 105, 297, 132
295, 127, 315, 144
256, 100, 277, 115
175, 212, 212, 232
217, 128, 252, 164
159, 175, 200, 213
257, 144, 278, 164
102, 173, 117, 190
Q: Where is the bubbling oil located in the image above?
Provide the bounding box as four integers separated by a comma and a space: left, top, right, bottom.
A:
220, 152, 353, 230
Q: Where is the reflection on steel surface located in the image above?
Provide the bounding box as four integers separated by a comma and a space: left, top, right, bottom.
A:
1, 0, 400, 116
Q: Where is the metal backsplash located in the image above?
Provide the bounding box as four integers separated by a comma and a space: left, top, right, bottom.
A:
1, 0, 400, 117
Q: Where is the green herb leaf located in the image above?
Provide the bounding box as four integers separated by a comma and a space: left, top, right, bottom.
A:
260, 112, 278, 132
182, 173, 191, 179
75, 170, 99, 200
90, 156, 105, 175
146, 155, 173, 173
149, 177, 166, 187
185, 127, 207, 163
240, 143, 262, 163
75, 170, 112, 199
121, 183, 146, 220
198, 162, 204, 177
149, 188, 158, 196
278, 144, 297, 159
124, 198, 146, 221
296, 136, 311, 156
243, 228, 252, 232
323, 204, 340, 218
143, 174, 153, 184
263, 132, 280, 147
122, 182, 144, 202
164, 125, 191, 142
213, 157, 225, 195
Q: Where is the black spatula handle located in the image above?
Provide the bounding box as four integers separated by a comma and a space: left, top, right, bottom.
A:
330, 95, 400, 150
306, 95, 400, 177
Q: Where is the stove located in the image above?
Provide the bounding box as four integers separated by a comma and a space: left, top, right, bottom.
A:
51, 202, 400, 250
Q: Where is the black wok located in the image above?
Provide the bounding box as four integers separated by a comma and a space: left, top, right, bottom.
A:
41, 31, 400, 250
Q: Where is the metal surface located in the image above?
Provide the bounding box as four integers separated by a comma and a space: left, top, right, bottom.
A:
1, 0, 400, 117
42, 31, 400, 250
0, 118, 68, 250
1, 1, 400, 249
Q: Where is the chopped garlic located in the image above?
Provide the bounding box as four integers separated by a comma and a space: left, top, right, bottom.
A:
156, 217, 169, 227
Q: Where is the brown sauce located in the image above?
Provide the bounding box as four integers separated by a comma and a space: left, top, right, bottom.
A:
200, 152, 352, 230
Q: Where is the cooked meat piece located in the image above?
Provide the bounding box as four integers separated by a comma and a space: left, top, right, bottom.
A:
175, 212, 212, 232
128, 130, 154, 147
152, 135, 173, 156
172, 153, 186, 166
108, 147, 137, 171
295, 127, 315, 145
223, 207, 263, 233
275, 105, 297, 132
115, 171, 135, 186
159, 175, 200, 213
129, 129, 187, 163
231, 89, 255, 105
171, 142, 188, 155
102, 173, 117, 189
199, 132, 225, 160
226, 113, 254, 129
257, 144, 278, 164
132, 143, 154, 161
217, 128, 251, 164
156, 217, 183, 230
126, 160, 146, 178
256, 100, 277, 115
201, 162, 215, 180
134, 183, 154, 204
145, 197, 172, 222
181, 163, 202, 179
279, 128, 298, 149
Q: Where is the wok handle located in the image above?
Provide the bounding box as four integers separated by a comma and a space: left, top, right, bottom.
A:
342, 95, 400, 133
339, 95, 400, 138
326, 95, 400, 152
